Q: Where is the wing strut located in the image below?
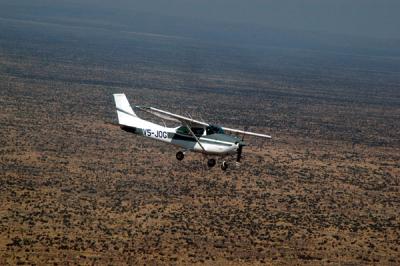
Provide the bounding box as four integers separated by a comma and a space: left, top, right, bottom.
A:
184, 123, 206, 152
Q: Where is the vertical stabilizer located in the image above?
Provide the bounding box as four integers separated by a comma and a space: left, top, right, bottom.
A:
113, 93, 138, 126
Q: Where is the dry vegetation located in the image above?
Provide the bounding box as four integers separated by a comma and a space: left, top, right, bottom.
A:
0, 19, 399, 265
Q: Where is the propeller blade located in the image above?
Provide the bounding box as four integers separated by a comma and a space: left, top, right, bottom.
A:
236, 144, 243, 162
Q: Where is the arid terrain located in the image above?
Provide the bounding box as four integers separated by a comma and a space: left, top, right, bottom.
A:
0, 17, 399, 265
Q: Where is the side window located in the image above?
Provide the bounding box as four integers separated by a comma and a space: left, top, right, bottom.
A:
176, 126, 204, 137
192, 127, 205, 137
176, 126, 190, 135
206, 125, 224, 135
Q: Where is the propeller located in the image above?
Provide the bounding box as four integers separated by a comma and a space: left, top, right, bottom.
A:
236, 144, 243, 163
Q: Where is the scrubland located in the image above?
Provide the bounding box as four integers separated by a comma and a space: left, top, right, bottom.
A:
0, 18, 399, 264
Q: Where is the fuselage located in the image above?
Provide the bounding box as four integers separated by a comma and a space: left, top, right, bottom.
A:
121, 120, 242, 155
113, 93, 270, 171
113, 93, 243, 156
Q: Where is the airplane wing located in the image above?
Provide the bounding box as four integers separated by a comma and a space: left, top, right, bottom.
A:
135, 106, 209, 127
136, 106, 207, 151
222, 127, 272, 139
135, 106, 271, 139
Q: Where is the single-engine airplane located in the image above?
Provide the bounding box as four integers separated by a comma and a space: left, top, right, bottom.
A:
113, 93, 271, 170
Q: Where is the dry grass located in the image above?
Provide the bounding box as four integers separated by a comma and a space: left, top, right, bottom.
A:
0, 19, 399, 265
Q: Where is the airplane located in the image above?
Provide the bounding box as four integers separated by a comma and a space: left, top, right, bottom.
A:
113, 93, 271, 171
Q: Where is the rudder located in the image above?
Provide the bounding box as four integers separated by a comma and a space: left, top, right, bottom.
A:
113, 93, 138, 126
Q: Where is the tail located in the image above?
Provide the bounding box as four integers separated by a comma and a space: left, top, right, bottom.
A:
113, 93, 139, 126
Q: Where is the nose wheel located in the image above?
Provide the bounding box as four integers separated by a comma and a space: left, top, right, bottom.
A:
221, 161, 228, 171
176, 151, 185, 161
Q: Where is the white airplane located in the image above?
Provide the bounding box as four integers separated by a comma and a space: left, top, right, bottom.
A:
113, 93, 271, 170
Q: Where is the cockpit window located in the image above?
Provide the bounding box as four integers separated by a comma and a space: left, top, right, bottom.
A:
176, 126, 190, 135
192, 127, 205, 137
206, 125, 224, 135
176, 126, 205, 137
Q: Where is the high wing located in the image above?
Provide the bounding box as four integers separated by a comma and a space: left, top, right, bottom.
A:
221, 127, 271, 139
136, 106, 208, 151
135, 106, 208, 127
135, 106, 271, 139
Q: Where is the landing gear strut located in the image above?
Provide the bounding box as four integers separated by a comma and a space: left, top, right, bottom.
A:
176, 151, 184, 161
221, 161, 228, 171
207, 158, 216, 168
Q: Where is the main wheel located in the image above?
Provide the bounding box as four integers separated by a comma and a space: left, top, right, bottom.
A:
207, 158, 216, 168
221, 161, 228, 171
176, 151, 184, 161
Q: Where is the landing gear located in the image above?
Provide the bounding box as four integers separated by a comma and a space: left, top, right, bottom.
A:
221, 161, 228, 171
176, 151, 185, 161
207, 158, 216, 168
